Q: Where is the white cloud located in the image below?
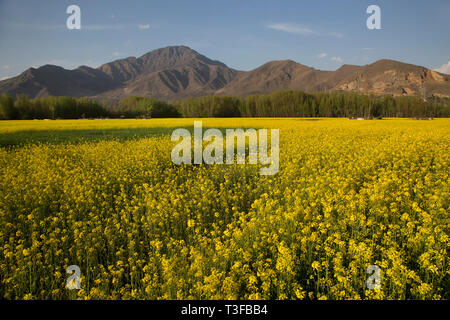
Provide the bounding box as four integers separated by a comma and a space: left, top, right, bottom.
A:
435, 61, 450, 75
329, 32, 344, 39
1, 65, 11, 70
113, 52, 120, 57
331, 57, 343, 63
267, 23, 343, 38
317, 53, 327, 59
267, 23, 314, 36
83, 24, 125, 30
138, 24, 150, 30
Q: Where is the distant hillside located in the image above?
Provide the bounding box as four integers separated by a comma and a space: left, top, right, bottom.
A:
216, 59, 450, 98
0, 65, 116, 98
1, 46, 449, 101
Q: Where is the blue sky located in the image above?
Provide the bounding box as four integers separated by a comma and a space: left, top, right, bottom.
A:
0, 0, 449, 80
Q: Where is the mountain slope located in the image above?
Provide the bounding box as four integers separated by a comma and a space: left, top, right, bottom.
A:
0, 46, 240, 100
217, 59, 450, 97
0, 65, 117, 98
0, 46, 449, 100
215, 60, 331, 96
330, 59, 450, 97
97, 46, 240, 100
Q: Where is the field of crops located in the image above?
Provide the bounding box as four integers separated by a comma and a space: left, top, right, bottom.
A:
0, 118, 448, 300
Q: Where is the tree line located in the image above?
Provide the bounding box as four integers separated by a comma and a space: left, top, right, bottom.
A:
1, 90, 449, 120
0, 94, 180, 120
175, 91, 450, 118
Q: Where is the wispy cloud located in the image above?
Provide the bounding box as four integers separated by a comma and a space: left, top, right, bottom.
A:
267, 23, 343, 38
317, 53, 327, 59
329, 32, 344, 39
267, 23, 314, 36
362, 47, 374, 51
113, 51, 120, 57
331, 57, 343, 63
138, 24, 150, 30
435, 61, 450, 74
1, 65, 12, 71
83, 24, 125, 30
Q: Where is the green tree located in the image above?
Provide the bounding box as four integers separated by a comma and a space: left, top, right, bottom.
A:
0, 93, 17, 119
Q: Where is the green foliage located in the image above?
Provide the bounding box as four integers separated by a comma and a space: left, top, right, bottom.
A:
175, 96, 241, 118
117, 96, 180, 118
0, 94, 184, 120
1, 91, 449, 120
176, 90, 450, 118
0, 94, 110, 120
0, 93, 17, 120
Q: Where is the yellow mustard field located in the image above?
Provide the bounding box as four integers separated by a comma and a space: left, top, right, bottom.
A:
0, 118, 448, 299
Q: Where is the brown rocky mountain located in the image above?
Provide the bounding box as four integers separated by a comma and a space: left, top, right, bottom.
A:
0, 64, 117, 98
330, 59, 450, 98
97, 46, 240, 100
0, 46, 241, 101
0, 46, 449, 101
215, 60, 330, 96
216, 59, 450, 98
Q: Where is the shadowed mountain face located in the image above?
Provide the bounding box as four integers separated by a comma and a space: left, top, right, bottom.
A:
0, 46, 240, 101
1, 46, 449, 101
0, 65, 117, 98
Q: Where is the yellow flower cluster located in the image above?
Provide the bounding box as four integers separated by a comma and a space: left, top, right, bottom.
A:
0, 118, 448, 300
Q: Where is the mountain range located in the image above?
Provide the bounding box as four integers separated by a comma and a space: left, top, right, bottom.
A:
1, 45, 449, 101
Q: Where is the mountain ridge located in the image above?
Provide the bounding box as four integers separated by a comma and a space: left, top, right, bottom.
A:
1, 46, 449, 101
